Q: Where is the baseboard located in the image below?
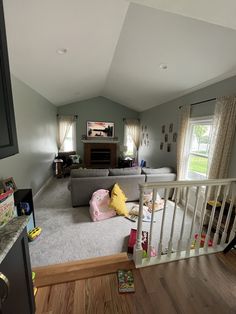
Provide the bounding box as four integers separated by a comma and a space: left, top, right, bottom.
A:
33, 253, 134, 287
33, 175, 53, 202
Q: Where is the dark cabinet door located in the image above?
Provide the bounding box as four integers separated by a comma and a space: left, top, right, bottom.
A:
0, 229, 35, 314
0, 0, 18, 159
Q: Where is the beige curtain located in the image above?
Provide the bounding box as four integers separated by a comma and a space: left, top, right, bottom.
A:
57, 115, 76, 152
208, 96, 236, 179
125, 119, 140, 160
176, 105, 191, 180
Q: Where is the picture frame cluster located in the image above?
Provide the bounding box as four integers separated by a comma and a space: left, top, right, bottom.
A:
160, 123, 177, 152
0, 177, 17, 194
140, 125, 149, 147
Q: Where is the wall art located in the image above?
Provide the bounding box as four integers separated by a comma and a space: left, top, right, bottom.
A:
173, 132, 177, 142
167, 143, 171, 152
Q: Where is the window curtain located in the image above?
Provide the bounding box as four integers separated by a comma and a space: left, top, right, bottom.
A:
176, 105, 191, 180
124, 119, 140, 161
57, 115, 77, 152
208, 96, 236, 179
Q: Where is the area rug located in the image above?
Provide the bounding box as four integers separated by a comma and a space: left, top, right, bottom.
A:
29, 178, 199, 267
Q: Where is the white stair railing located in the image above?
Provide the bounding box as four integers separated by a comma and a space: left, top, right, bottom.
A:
133, 178, 236, 268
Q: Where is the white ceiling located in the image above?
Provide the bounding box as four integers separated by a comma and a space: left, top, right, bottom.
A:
3, 0, 236, 111
3, 0, 129, 105
130, 0, 236, 31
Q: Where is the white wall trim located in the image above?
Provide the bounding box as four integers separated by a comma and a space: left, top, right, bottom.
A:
33, 175, 53, 202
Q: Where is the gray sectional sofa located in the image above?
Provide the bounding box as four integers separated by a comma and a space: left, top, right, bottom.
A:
69, 166, 176, 206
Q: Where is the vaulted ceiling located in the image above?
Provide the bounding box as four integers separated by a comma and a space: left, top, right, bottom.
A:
4, 0, 236, 111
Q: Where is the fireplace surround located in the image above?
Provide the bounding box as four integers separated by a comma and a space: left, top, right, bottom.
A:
83, 142, 117, 168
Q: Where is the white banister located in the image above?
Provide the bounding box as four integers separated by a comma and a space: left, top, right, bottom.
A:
157, 188, 170, 259
133, 186, 145, 266
148, 188, 157, 257
204, 185, 221, 251
167, 188, 180, 257
186, 186, 200, 256
177, 187, 190, 257
194, 185, 211, 254
213, 184, 230, 247
220, 187, 236, 245
133, 178, 236, 268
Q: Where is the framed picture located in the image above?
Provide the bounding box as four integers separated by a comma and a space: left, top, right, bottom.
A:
167, 143, 171, 152
162, 125, 165, 134
173, 132, 177, 142
2, 177, 17, 192
87, 121, 114, 138
165, 134, 168, 142
160, 142, 164, 150
169, 123, 173, 133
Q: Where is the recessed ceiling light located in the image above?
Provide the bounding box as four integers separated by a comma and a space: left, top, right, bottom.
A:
56, 48, 68, 55
160, 63, 168, 70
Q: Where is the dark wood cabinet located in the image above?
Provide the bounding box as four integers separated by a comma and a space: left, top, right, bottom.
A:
0, 0, 18, 159
0, 227, 35, 314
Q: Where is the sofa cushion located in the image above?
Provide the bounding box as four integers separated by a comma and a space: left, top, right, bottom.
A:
69, 154, 80, 164
71, 168, 109, 178
109, 167, 141, 176
109, 183, 128, 216
142, 167, 173, 175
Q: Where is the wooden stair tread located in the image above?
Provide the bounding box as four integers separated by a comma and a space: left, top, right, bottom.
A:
33, 253, 134, 287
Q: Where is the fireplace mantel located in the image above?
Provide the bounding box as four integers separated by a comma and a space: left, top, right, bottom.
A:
82, 140, 119, 144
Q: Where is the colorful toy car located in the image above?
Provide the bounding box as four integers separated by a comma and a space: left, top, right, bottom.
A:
27, 227, 42, 241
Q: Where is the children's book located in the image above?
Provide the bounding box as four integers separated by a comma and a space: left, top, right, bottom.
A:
117, 269, 135, 293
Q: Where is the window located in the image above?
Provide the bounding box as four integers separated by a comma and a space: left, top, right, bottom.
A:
124, 125, 135, 157
60, 123, 76, 152
185, 117, 213, 180
58, 116, 76, 152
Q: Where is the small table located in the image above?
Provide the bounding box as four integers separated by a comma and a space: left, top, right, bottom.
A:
118, 158, 133, 168
54, 159, 63, 178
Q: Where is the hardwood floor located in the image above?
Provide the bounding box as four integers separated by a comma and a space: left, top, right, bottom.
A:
33, 253, 134, 287
35, 251, 236, 314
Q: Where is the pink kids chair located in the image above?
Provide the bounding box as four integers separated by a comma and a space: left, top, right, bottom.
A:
89, 189, 116, 222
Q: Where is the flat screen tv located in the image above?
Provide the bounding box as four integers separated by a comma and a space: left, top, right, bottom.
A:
87, 121, 114, 138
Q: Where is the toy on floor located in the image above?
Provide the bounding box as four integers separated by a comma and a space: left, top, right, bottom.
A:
143, 191, 164, 212
191, 234, 213, 249
32, 272, 38, 296
89, 189, 116, 222
117, 269, 135, 293
27, 227, 42, 241
128, 205, 156, 222
128, 228, 148, 254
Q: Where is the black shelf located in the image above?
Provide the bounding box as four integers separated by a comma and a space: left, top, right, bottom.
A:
14, 189, 36, 228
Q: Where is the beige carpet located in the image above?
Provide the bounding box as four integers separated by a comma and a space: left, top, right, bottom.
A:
29, 177, 199, 267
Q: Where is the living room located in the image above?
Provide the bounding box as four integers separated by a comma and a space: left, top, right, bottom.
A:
0, 1, 236, 312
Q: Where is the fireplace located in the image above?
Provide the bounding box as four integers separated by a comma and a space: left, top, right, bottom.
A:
84, 142, 117, 168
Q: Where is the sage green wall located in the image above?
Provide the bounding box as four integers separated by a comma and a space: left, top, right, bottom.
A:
139, 75, 236, 177
58, 96, 139, 159
0, 76, 58, 194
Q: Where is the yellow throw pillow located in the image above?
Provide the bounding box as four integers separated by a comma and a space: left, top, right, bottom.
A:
110, 183, 128, 216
